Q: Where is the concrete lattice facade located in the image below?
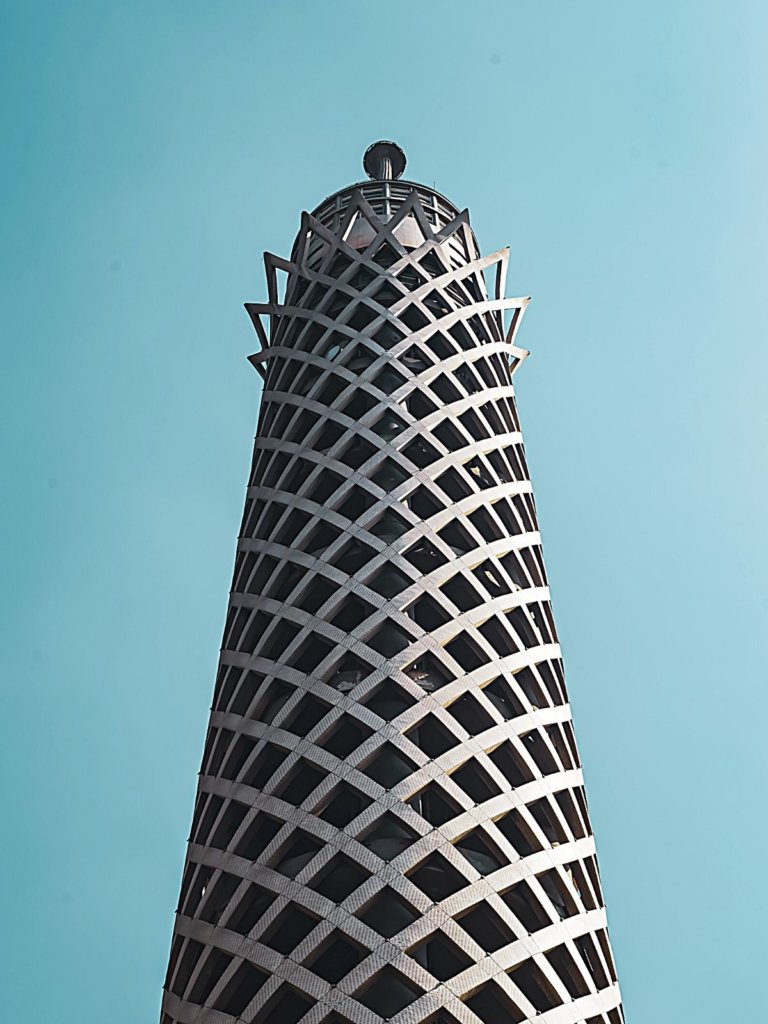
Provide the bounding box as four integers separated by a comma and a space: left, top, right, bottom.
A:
160, 143, 624, 1024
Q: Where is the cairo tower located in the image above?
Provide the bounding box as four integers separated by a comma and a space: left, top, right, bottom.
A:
159, 142, 625, 1024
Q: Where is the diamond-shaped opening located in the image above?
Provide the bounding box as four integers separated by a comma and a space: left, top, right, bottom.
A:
407, 485, 444, 519
418, 250, 447, 279
400, 303, 430, 331
374, 281, 403, 307
180, 863, 211, 917
456, 901, 516, 953
306, 932, 368, 984
226, 883, 275, 936
508, 959, 563, 1013
261, 904, 319, 954
363, 679, 416, 720
438, 520, 474, 556
198, 871, 240, 925
501, 880, 551, 933
521, 729, 557, 776
456, 363, 483, 396
169, 937, 202, 997
431, 373, 463, 406
464, 980, 525, 1024
350, 264, 377, 290
371, 456, 410, 491
575, 931, 610, 988
309, 469, 346, 505
338, 388, 375, 424
367, 620, 412, 657
251, 984, 314, 1024
225, 669, 264, 719
554, 787, 587, 837
473, 559, 507, 596
251, 680, 295, 724
305, 521, 344, 557
494, 808, 542, 856
529, 796, 569, 844
193, 793, 223, 845
404, 538, 447, 573
318, 782, 373, 828
407, 782, 462, 827
274, 759, 326, 806
326, 653, 374, 693
319, 716, 374, 759
440, 572, 484, 612
483, 677, 525, 720
333, 539, 376, 576
372, 409, 408, 440
507, 606, 540, 648
402, 436, 440, 468
289, 635, 336, 674
404, 654, 451, 692
271, 831, 323, 878
445, 632, 487, 672
469, 505, 504, 542
373, 321, 406, 350
454, 828, 509, 876
408, 593, 451, 631
337, 484, 378, 522
407, 852, 468, 901
317, 372, 348, 408
310, 853, 371, 903
368, 564, 412, 598
241, 743, 289, 790
370, 240, 401, 268
514, 663, 548, 704
450, 759, 502, 803
210, 799, 250, 851
396, 265, 427, 289
314, 418, 345, 454
213, 961, 268, 1016
188, 947, 231, 1005
448, 693, 494, 736
545, 943, 591, 998
358, 812, 419, 862
326, 251, 354, 278
283, 696, 330, 737
374, 366, 408, 396
407, 389, 439, 417
341, 436, 377, 470
401, 345, 431, 372
355, 965, 422, 1017
347, 303, 378, 332
409, 930, 473, 981
433, 417, 466, 450
295, 578, 337, 617
489, 740, 535, 787
220, 732, 257, 781
363, 742, 417, 788
358, 886, 420, 938
370, 509, 411, 543
405, 713, 459, 759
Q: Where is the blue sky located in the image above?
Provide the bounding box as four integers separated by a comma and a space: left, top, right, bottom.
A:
2, 2, 767, 1020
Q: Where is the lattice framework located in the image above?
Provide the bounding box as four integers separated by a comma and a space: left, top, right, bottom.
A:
159, 166, 624, 1024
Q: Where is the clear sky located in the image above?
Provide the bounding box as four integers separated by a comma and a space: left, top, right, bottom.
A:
2, 2, 766, 1021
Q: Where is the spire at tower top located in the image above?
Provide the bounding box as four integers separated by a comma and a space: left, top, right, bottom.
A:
363, 140, 406, 181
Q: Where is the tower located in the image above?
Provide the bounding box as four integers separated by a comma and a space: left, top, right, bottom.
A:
160, 142, 624, 1024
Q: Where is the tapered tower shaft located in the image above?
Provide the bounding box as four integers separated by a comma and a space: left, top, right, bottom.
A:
160, 144, 624, 1024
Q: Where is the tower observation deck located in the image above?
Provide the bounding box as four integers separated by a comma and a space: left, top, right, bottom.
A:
159, 142, 625, 1024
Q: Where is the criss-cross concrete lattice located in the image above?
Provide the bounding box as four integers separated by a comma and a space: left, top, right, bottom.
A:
159, 154, 625, 1024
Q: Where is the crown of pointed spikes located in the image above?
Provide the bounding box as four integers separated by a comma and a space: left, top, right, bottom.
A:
245, 183, 530, 381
